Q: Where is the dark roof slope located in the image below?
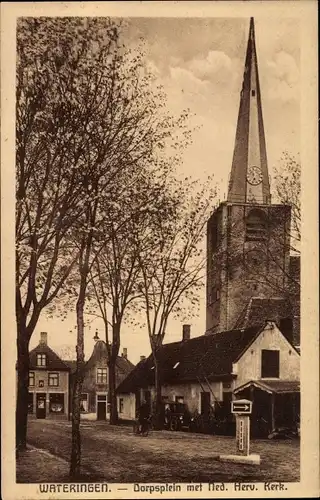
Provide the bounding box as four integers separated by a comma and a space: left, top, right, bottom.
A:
65, 341, 135, 381
29, 343, 70, 371
234, 297, 292, 330
62, 360, 77, 373
116, 324, 263, 394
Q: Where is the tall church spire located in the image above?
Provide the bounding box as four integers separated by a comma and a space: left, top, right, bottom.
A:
228, 18, 271, 204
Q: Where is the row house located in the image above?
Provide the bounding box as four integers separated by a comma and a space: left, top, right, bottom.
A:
27, 332, 70, 419
67, 333, 135, 420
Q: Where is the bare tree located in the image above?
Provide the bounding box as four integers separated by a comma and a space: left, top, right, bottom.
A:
16, 18, 88, 450
135, 178, 217, 427
87, 169, 176, 424
273, 151, 301, 254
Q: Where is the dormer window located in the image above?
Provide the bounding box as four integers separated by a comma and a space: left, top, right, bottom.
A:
37, 354, 46, 367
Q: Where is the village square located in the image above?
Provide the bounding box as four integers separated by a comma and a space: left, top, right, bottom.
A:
13, 12, 302, 487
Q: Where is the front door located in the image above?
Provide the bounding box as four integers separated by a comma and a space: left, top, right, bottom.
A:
97, 401, 106, 420
200, 391, 211, 416
36, 393, 46, 419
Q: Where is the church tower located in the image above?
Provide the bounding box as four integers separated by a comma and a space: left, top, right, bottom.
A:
206, 18, 294, 338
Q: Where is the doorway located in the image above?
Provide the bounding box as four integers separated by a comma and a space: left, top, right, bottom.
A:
96, 394, 107, 420
200, 391, 211, 416
36, 393, 46, 419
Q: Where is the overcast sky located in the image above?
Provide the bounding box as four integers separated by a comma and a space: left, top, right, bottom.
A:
30, 16, 300, 364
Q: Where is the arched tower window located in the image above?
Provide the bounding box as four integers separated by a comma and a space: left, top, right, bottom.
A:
246, 209, 267, 242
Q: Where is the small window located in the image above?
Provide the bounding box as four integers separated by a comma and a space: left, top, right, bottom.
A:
48, 372, 59, 387
251, 89, 256, 97
261, 350, 280, 378
216, 289, 220, 300
80, 393, 88, 412
119, 398, 124, 413
29, 371, 35, 387
37, 354, 46, 367
97, 368, 107, 384
49, 393, 64, 413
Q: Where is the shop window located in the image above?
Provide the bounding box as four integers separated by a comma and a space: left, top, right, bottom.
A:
80, 393, 89, 412
119, 398, 124, 414
96, 368, 107, 384
48, 372, 59, 387
29, 371, 35, 387
49, 393, 64, 414
261, 349, 280, 378
37, 354, 46, 367
28, 392, 34, 413
246, 209, 267, 242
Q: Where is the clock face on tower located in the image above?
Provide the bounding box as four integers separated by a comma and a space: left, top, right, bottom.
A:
247, 165, 263, 185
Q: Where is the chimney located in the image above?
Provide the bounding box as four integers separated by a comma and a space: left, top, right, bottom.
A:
122, 348, 128, 359
140, 355, 146, 362
182, 324, 191, 341
40, 332, 48, 345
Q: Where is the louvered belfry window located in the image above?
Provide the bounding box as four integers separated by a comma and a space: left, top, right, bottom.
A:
246, 209, 267, 242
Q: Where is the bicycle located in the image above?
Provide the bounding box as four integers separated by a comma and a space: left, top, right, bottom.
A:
133, 417, 152, 437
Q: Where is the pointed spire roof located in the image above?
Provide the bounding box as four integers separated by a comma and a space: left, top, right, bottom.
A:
228, 18, 271, 204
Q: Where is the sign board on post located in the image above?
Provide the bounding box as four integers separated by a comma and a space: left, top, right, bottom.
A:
218, 398, 260, 465
231, 399, 252, 415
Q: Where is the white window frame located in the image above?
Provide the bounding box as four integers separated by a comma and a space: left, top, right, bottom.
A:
36, 354, 46, 367
29, 371, 35, 387
48, 372, 59, 387
96, 367, 107, 384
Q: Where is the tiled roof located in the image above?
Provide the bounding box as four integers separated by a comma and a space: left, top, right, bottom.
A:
29, 343, 70, 371
234, 379, 300, 395
234, 297, 292, 331
116, 324, 263, 394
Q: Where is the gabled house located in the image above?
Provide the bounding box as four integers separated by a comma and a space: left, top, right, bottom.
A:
116, 321, 300, 436
27, 332, 71, 419
68, 335, 135, 420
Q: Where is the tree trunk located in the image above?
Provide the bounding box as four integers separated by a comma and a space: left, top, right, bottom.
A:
16, 324, 30, 451
108, 361, 118, 424
153, 356, 163, 430
69, 291, 86, 478
108, 321, 120, 425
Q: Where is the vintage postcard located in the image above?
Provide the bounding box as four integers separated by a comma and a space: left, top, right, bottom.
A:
1, 1, 319, 499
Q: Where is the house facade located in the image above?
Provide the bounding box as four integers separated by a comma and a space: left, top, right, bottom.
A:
27, 332, 70, 419
116, 322, 300, 435
68, 335, 134, 421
